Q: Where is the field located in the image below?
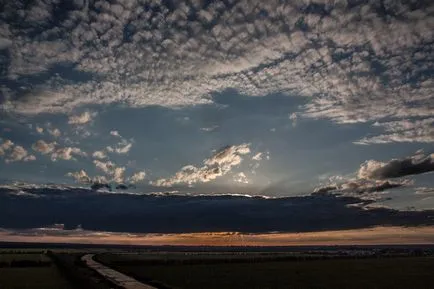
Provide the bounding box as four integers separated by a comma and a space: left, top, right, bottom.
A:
0, 253, 50, 262
97, 253, 434, 289
0, 253, 74, 289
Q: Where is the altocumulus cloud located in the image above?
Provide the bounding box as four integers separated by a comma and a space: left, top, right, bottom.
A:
1, 0, 432, 144
0, 139, 35, 163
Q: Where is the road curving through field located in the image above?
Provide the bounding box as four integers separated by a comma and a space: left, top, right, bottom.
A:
81, 254, 157, 289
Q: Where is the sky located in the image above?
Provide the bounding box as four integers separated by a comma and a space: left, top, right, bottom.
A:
0, 0, 433, 245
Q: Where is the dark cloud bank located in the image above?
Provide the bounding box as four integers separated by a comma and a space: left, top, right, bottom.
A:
1, 186, 433, 234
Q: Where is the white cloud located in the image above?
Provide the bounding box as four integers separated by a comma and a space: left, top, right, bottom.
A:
32, 140, 57, 154
355, 118, 434, 145
110, 130, 121, 137
0, 139, 14, 156
252, 152, 263, 161
35, 126, 44, 134
3, 1, 433, 144
289, 112, 298, 127
234, 172, 249, 184
67, 170, 91, 184
153, 143, 251, 187
92, 150, 107, 159
6, 146, 35, 163
129, 171, 146, 184
1, 140, 35, 163
106, 134, 133, 155
51, 147, 87, 161
68, 111, 96, 125
112, 167, 125, 183
115, 142, 132, 154
93, 160, 116, 175
47, 127, 61, 138
93, 160, 125, 183
200, 126, 219, 132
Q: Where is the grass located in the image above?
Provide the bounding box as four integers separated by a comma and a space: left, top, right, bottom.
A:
0, 253, 74, 289
0, 267, 74, 289
105, 256, 434, 289
0, 253, 50, 262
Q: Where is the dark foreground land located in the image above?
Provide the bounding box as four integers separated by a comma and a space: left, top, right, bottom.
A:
96, 250, 434, 289
1, 243, 434, 289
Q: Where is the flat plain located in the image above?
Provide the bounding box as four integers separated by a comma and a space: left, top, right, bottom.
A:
97, 253, 434, 289
0, 253, 73, 289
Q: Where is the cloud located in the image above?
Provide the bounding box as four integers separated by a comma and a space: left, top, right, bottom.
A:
110, 130, 121, 137
0, 139, 14, 156
66, 170, 91, 184
93, 160, 125, 183
314, 179, 409, 202
114, 142, 132, 154
200, 126, 219, 132
356, 118, 434, 145
234, 172, 249, 184
106, 132, 133, 155
35, 126, 44, 134
32, 140, 57, 154
92, 150, 107, 159
93, 160, 115, 175
112, 167, 125, 183
6, 146, 35, 163
47, 127, 61, 138
1, 140, 35, 163
129, 171, 146, 184
415, 187, 434, 195
358, 152, 434, 180
252, 152, 263, 161
68, 111, 96, 125
32, 140, 87, 161
50, 147, 87, 161
289, 112, 298, 127
153, 144, 251, 187
1, 185, 434, 234
3, 1, 432, 144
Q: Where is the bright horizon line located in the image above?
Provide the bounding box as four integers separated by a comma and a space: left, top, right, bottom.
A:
1, 226, 434, 247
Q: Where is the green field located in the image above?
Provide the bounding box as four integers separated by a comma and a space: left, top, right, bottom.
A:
101, 255, 434, 289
